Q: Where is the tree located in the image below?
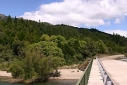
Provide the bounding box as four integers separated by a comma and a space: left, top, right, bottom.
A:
23, 55, 37, 80
6, 15, 12, 23
9, 49, 65, 82
96, 40, 108, 54
51, 57, 65, 70
40, 34, 50, 41
78, 40, 87, 59
12, 37, 25, 57
9, 60, 24, 78
84, 38, 98, 57
27, 41, 64, 58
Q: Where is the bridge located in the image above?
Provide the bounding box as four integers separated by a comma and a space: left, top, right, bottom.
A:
76, 55, 127, 85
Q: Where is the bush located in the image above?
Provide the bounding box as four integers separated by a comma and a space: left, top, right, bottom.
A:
9, 56, 65, 82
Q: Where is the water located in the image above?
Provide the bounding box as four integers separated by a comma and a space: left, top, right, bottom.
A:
0, 79, 77, 85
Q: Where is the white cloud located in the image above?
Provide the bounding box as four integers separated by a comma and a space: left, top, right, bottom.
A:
105, 30, 127, 37
19, 0, 127, 27
114, 18, 120, 24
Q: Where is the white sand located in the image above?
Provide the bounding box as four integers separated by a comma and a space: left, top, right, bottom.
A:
0, 69, 83, 79
49, 69, 83, 79
0, 71, 12, 77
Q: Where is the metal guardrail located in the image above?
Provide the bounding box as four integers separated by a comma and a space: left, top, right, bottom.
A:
96, 58, 114, 85
76, 59, 93, 85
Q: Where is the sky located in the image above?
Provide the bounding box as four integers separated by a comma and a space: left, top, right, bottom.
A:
0, 0, 127, 37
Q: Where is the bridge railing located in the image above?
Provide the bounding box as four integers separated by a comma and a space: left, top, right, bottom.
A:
76, 58, 93, 85
96, 58, 114, 85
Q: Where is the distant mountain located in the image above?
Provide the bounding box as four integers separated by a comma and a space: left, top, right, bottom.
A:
0, 14, 7, 20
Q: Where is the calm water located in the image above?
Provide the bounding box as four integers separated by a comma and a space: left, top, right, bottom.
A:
0, 79, 77, 85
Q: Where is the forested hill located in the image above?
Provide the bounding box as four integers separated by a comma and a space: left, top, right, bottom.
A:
0, 14, 127, 82
0, 15, 127, 51
0, 15, 127, 54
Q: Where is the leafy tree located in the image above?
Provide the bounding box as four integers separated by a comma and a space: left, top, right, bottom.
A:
9, 60, 24, 78
40, 34, 50, 41
12, 37, 25, 58
84, 38, 98, 57
27, 41, 64, 58
50, 57, 65, 70
96, 40, 108, 54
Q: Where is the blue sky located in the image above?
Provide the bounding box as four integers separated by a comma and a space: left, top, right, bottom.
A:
0, 0, 61, 17
0, 0, 127, 37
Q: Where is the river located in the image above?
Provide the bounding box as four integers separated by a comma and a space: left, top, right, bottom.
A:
0, 79, 77, 85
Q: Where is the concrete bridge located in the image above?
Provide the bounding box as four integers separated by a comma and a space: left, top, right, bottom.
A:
76, 55, 127, 85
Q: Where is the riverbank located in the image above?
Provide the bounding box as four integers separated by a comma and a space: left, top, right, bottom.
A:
0, 71, 12, 77
0, 71, 12, 82
49, 69, 83, 79
0, 69, 83, 83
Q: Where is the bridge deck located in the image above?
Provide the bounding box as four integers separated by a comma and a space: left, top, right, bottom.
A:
100, 57, 127, 85
88, 59, 104, 85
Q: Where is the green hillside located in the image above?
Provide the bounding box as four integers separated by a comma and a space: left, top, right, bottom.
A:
0, 15, 127, 82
